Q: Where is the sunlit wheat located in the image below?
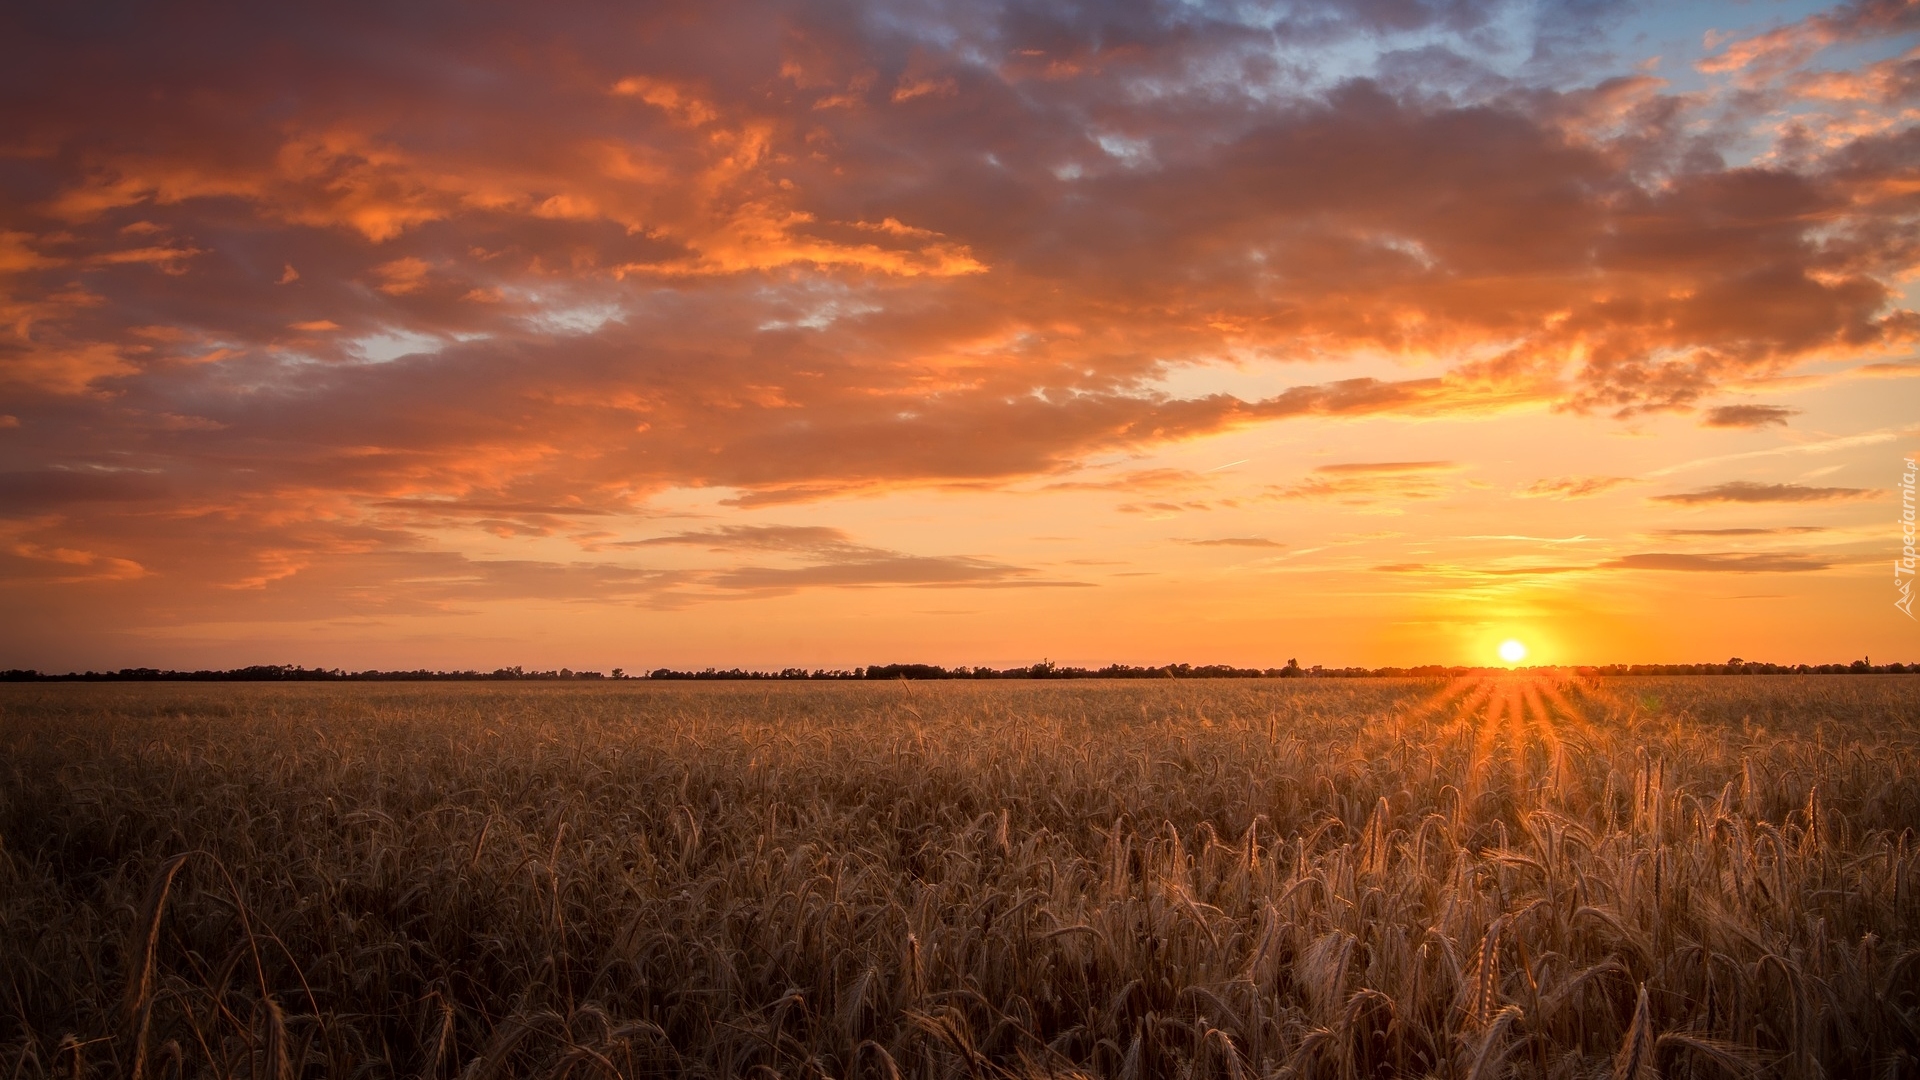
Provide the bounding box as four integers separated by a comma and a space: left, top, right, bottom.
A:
2, 676, 1916, 1078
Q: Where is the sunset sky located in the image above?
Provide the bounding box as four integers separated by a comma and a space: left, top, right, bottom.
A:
4, 0, 1920, 671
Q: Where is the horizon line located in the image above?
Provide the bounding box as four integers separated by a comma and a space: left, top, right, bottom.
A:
4, 658, 1914, 682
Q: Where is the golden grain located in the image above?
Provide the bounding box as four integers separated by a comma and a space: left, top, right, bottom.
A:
1, 675, 1916, 1078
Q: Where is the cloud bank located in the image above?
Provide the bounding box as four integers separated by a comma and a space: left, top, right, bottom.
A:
1, 0, 1914, 656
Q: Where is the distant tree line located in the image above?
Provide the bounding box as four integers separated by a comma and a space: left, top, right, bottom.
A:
0, 665, 609, 682
2, 657, 1915, 682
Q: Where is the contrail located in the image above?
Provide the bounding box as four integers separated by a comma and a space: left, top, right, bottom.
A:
1646, 429, 1905, 477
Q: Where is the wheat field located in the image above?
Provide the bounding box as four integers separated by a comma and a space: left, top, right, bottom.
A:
2, 676, 1917, 1079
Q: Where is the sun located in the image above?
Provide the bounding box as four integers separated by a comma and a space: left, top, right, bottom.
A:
1497, 638, 1528, 665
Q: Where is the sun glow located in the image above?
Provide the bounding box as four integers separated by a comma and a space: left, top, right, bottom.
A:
1498, 638, 1528, 665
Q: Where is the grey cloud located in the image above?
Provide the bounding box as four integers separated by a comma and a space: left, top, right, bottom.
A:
1652, 481, 1876, 504
1648, 526, 1827, 537
708, 554, 1081, 591
1604, 552, 1831, 572
1701, 404, 1797, 429
621, 525, 859, 554
0, 470, 169, 516
622, 523, 1081, 593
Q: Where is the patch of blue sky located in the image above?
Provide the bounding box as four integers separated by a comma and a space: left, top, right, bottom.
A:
1253, 1, 1542, 96
1246, 0, 1869, 101
862, 0, 987, 62
1608, 0, 1861, 93
868, 0, 1893, 104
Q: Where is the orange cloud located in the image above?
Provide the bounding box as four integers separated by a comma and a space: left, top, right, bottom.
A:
373, 257, 431, 295
1269, 461, 1461, 502
1183, 537, 1283, 548
1520, 476, 1636, 499
610, 75, 718, 126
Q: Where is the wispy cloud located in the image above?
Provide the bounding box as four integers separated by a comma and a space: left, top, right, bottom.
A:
1461, 534, 1598, 544
619, 525, 856, 554
1037, 469, 1204, 493
1312, 461, 1457, 475
1651, 482, 1877, 504
1647, 526, 1828, 537
1518, 476, 1634, 499
619, 524, 1082, 595
1855, 360, 1920, 377
1603, 552, 1831, 572
1645, 430, 1908, 478
1371, 562, 1587, 576
1269, 461, 1459, 502
708, 558, 1087, 592
1183, 537, 1284, 548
